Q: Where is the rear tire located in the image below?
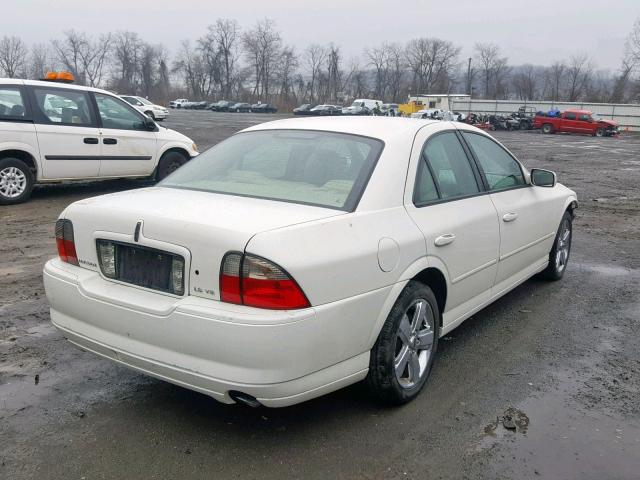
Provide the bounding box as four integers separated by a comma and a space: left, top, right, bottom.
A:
538, 211, 572, 280
0, 157, 34, 205
156, 151, 188, 181
367, 281, 440, 405
541, 123, 553, 134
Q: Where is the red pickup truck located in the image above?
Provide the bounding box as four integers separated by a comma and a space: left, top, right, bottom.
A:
534, 109, 619, 137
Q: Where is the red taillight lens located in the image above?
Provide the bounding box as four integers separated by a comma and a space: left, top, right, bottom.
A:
55, 219, 78, 265
220, 253, 310, 310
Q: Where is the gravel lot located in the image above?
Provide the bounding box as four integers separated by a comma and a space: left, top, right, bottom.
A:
1, 110, 639, 479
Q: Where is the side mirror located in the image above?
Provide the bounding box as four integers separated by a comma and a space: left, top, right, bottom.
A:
530, 168, 556, 187
143, 116, 157, 131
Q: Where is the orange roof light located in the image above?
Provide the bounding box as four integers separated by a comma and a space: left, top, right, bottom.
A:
43, 71, 75, 83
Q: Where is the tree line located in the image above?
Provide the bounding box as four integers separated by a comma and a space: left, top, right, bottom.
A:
0, 17, 639, 108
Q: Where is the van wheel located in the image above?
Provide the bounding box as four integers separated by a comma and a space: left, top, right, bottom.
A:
0, 157, 34, 205
156, 151, 188, 181
541, 123, 553, 134
367, 281, 440, 405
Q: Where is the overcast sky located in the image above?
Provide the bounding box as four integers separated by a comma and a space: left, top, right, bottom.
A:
7, 0, 639, 71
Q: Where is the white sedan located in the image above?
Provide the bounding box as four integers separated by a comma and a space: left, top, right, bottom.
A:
43, 117, 577, 407
120, 95, 169, 121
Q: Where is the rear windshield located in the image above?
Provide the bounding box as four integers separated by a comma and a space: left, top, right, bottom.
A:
160, 129, 384, 211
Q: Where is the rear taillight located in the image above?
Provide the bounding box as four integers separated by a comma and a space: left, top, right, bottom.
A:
55, 219, 78, 265
220, 253, 310, 310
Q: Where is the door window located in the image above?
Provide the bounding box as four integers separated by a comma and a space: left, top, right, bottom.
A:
33, 87, 94, 126
94, 93, 147, 130
122, 96, 144, 107
462, 132, 525, 191
419, 132, 480, 201
565, 112, 577, 120
578, 114, 592, 122
0, 87, 27, 119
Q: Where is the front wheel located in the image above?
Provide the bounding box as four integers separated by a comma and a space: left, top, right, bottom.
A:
367, 281, 440, 405
156, 151, 188, 181
538, 211, 572, 280
594, 128, 604, 137
0, 157, 34, 205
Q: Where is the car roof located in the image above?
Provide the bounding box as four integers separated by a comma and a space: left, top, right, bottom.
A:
7, 78, 117, 96
243, 116, 441, 143
565, 109, 592, 114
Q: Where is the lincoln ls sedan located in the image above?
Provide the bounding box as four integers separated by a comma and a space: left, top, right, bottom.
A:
44, 117, 577, 407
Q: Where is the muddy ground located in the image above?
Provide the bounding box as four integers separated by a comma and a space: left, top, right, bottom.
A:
1, 110, 639, 479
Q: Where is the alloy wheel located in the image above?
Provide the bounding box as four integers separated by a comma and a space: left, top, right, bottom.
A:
394, 299, 435, 388
555, 217, 571, 272
0, 166, 27, 198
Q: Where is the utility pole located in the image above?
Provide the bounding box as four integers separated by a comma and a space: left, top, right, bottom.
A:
467, 57, 472, 97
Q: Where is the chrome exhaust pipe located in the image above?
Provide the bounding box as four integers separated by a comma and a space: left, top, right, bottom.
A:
229, 390, 262, 408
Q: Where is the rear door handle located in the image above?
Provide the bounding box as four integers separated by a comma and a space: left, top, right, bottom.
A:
434, 233, 456, 247
103, 138, 118, 145
83, 137, 99, 144
503, 212, 519, 222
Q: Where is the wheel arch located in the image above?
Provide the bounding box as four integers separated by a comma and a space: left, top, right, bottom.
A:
0, 148, 38, 177
366, 259, 450, 349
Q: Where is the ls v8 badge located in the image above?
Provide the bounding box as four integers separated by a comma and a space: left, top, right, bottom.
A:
193, 286, 215, 296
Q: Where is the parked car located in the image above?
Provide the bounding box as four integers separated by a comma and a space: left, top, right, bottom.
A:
169, 98, 188, 109
293, 104, 314, 115
229, 102, 251, 113
534, 109, 619, 137
250, 103, 278, 113
512, 106, 536, 130
410, 108, 444, 119
120, 95, 169, 121
342, 105, 370, 116
44, 116, 577, 407
0, 75, 198, 204
191, 101, 209, 110
208, 100, 233, 112
310, 104, 342, 116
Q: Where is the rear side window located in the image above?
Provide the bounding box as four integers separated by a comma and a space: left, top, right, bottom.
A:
32, 87, 94, 126
0, 86, 27, 119
419, 132, 480, 202
565, 112, 577, 120
462, 132, 525, 191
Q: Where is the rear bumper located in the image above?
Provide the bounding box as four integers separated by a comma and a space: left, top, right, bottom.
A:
43, 259, 373, 407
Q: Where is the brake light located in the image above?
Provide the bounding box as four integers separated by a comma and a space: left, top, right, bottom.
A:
55, 219, 78, 265
220, 253, 309, 310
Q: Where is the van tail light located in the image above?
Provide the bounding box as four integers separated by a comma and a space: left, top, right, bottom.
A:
55, 219, 78, 266
220, 253, 310, 310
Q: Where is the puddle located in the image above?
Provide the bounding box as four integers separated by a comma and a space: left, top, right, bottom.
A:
574, 263, 634, 277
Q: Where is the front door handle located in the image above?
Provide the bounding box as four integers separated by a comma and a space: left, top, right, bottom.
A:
83, 137, 99, 144
503, 212, 519, 222
434, 233, 456, 247
103, 138, 118, 145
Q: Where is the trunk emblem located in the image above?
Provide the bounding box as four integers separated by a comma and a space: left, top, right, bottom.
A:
134, 221, 142, 242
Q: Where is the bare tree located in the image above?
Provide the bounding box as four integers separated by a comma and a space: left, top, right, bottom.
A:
113, 31, 143, 93
52, 31, 112, 86
0, 36, 28, 78
405, 38, 460, 94
276, 46, 298, 102
173, 40, 211, 99
365, 44, 390, 99
209, 19, 240, 99
242, 19, 282, 99
386, 43, 405, 102
566, 54, 591, 102
474, 42, 508, 98
30, 43, 54, 79
546, 61, 566, 101
512, 64, 538, 100
304, 44, 327, 102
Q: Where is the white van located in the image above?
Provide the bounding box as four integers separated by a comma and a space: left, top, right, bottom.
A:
343, 98, 383, 115
0, 76, 198, 204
